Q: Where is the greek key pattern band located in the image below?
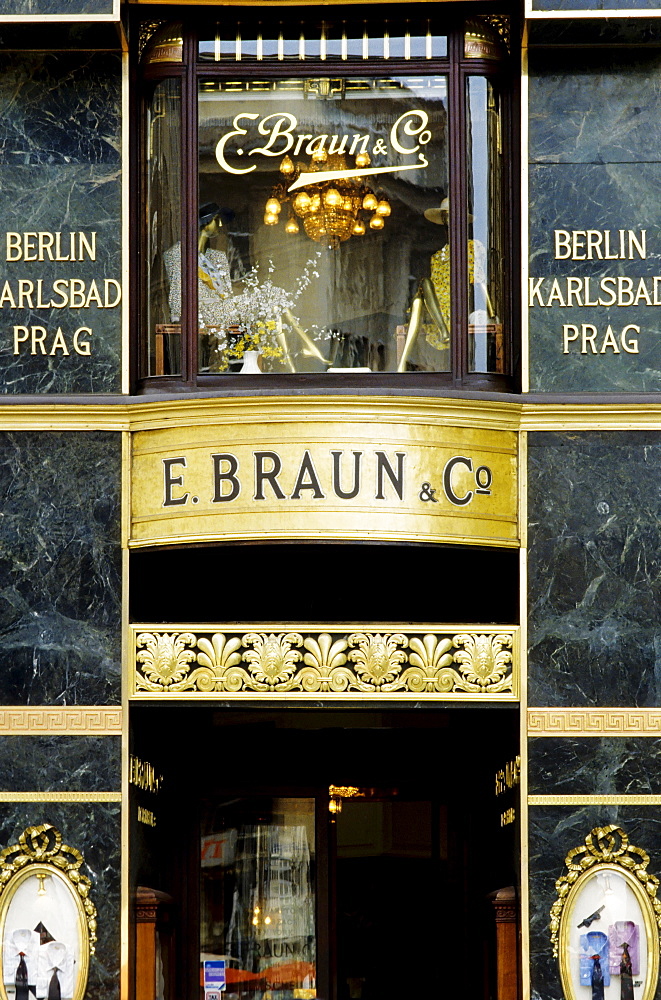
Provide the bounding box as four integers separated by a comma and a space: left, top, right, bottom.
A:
527, 709, 661, 736
0, 707, 122, 735
529, 795, 661, 806
0, 792, 121, 802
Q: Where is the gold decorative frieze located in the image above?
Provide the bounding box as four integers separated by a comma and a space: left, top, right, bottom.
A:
130, 624, 519, 700
0, 707, 122, 735
528, 709, 661, 736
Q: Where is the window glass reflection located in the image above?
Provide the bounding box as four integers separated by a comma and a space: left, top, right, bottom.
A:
200, 798, 316, 1000
467, 76, 504, 374
145, 79, 182, 376
195, 76, 450, 372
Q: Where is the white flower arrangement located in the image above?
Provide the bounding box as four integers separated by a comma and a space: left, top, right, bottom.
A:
204, 254, 322, 370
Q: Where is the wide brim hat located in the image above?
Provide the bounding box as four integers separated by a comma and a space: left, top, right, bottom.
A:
424, 197, 474, 224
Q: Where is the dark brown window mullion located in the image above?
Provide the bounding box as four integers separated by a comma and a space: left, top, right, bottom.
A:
181, 27, 199, 386
316, 792, 334, 1000
447, 28, 468, 385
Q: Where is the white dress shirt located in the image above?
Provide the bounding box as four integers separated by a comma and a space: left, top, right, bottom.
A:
3, 928, 40, 987
36, 942, 74, 999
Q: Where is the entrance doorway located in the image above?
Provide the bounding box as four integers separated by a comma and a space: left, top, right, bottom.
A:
130, 706, 519, 1000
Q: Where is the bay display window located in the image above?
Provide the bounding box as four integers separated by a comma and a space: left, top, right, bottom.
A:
140, 12, 512, 386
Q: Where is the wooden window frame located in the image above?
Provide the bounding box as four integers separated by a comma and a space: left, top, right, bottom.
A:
131, 7, 519, 393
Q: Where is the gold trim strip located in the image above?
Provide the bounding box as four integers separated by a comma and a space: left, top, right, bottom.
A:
121, 50, 130, 395
0, 14, 117, 21
0, 396, 521, 433
0, 707, 122, 734
521, 33, 530, 395
526, 8, 661, 17
130, 624, 519, 701
529, 795, 661, 805
528, 708, 661, 735
3, 398, 661, 434
0, 792, 121, 802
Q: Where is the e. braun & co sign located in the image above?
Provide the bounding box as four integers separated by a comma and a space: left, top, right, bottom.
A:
129, 399, 519, 548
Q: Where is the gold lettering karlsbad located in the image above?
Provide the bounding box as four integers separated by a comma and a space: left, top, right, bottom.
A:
529, 228, 655, 358
130, 401, 519, 548
2, 230, 122, 359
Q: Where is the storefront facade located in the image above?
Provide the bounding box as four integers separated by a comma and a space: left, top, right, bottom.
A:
0, 1, 660, 999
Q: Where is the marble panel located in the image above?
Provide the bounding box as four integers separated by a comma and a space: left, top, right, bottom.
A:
532, 0, 661, 14
529, 162, 661, 392
530, 806, 661, 1000
0, 736, 120, 791
0, 24, 119, 48
530, 49, 661, 165
528, 48, 661, 392
528, 432, 661, 707
0, 53, 121, 394
0, 804, 119, 1000
0, 432, 121, 705
528, 20, 661, 44
528, 737, 661, 794
1, 0, 113, 11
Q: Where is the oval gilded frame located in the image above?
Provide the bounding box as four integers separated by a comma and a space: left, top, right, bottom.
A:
558, 862, 659, 1000
551, 826, 661, 1000
0, 825, 96, 1000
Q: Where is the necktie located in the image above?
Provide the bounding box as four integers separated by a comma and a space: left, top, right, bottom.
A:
15, 952, 29, 1000
48, 967, 61, 1000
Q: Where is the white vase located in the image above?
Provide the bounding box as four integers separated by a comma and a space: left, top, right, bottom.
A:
240, 350, 262, 374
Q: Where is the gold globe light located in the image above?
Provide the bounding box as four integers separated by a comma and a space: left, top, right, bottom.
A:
265, 197, 281, 215
280, 155, 295, 175
285, 216, 300, 234
293, 191, 311, 214
362, 192, 378, 212
369, 214, 384, 230
376, 200, 391, 217
324, 187, 343, 208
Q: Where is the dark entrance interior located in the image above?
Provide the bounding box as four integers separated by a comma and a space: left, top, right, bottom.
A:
130, 705, 519, 1000
130, 542, 519, 624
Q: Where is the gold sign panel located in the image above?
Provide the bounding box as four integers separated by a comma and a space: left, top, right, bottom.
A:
130, 399, 519, 548
130, 624, 519, 701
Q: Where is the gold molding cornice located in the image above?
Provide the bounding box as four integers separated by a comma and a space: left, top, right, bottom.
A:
130, 624, 519, 701
529, 795, 661, 806
520, 403, 661, 431
528, 708, 661, 736
0, 707, 122, 735
1, 397, 661, 433
0, 395, 522, 433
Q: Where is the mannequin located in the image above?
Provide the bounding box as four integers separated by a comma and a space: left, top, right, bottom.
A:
164, 202, 233, 331
397, 198, 492, 372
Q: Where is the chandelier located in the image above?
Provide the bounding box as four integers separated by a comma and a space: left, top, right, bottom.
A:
263, 148, 391, 249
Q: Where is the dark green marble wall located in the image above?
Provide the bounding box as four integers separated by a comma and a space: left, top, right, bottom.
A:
0, 432, 121, 703
529, 38, 661, 391
528, 432, 661, 1000
0, 431, 122, 998
1, 0, 114, 13
0, 47, 122, 393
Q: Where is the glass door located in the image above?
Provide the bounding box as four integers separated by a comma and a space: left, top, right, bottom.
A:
200, 797, 319, 1000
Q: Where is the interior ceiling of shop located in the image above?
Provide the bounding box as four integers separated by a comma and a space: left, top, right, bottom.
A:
130, 542, 519, 624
